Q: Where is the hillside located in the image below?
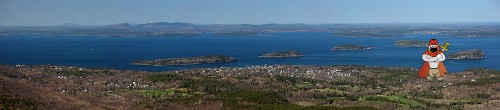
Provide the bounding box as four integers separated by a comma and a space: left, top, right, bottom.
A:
0, 65, 499, 109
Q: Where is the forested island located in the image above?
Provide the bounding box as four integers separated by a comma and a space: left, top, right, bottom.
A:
132, 55, 237, 66
260, 50, 304, 58
395, 40, 427, 47
449, 49, 486, 60
332, 44, 374, 50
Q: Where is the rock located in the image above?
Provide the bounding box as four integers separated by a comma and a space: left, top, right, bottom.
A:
394, 40, 427, 47
332, 44, 374, 50
132, 55, 237, 66
449, 49, 485, 60
260, 50, 303, 58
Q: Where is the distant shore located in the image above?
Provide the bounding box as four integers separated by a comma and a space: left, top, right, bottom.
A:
3, 22, 500, 37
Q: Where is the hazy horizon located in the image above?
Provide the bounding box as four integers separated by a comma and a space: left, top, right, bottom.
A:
2, 0, 500, 26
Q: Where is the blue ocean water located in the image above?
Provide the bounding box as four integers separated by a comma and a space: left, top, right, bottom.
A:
0, 32, 499, 72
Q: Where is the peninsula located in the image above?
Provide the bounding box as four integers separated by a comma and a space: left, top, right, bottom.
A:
259, 50, 304, 58
132, 55, 237, 66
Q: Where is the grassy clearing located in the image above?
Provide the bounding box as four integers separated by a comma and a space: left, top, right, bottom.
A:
134, 90, 171, 98
218, 90, 375, 110
295, 82, 314, 89
364, 95, 424, 107
314, 88, 350, 94
148, 74, 183, 82
134, 88, 195, 98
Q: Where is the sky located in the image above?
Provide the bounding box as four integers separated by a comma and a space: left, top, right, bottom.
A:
1, 0, 500, 26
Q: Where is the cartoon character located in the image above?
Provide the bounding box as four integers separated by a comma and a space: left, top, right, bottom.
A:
418, 39, 448, 81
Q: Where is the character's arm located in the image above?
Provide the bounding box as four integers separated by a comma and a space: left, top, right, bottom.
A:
422, 54, 438, 61
437, 53, 445, 61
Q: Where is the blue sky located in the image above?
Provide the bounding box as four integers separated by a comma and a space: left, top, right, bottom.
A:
1, 0, 500, 26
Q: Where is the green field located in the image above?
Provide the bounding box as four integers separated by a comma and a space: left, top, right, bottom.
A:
364, 94, 424, 107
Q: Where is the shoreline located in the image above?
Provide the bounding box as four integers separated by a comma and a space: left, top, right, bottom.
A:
3, 64, 457, 73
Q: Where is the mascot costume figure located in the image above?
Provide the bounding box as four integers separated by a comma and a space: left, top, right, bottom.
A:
418, 39, 448, 81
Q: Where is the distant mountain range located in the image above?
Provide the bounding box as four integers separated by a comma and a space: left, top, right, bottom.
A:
60, 23, 81, 26
136, 22, 196, 27
2, 22, 500, 37
107, 23, 131, 28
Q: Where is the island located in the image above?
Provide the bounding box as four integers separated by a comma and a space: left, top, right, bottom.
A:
394, 40, 427, 47
449, 49, 486, 60
132, 55, 237, 66
331, 44, 374, 50
259, 50, 304, 58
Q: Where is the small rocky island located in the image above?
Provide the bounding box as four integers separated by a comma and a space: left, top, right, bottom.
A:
394, 40, 427, 47
332, 44, 374, 50
449, 49, 485, 60
260, 50, 304, 58
133, 55, 237, 66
